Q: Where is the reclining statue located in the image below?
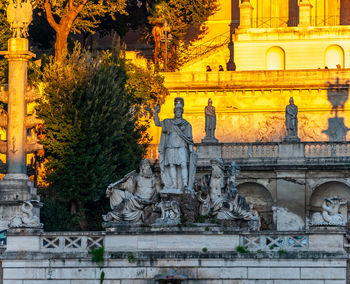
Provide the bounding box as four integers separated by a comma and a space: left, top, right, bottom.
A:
103, 159, 161, 223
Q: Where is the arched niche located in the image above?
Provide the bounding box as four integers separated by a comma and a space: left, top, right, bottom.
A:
266, 46, 285, 70
237, 182, 274, 230
309, 181, 350, 221
325, 45, 344, 69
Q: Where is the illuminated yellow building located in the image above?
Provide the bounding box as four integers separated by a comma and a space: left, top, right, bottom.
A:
147, 0, 350, 152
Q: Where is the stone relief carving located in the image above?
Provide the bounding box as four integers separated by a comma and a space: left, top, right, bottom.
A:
7, 0, 33, 38
9, 201, 42, 228
202, 98, 218, 143
154, 97, 197, 193
311, 196, 347, 226
102, 159, 161, 223
153, 200, 181, 226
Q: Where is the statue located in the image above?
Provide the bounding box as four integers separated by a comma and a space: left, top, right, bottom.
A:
311, 196, 347, 226
8, 201, 43, 228
7, 0, 33, 38
153, 200, 181, 226
202, 98, 218, 143
154, 97, 197, 193
284, 97, 300, 142
102, 159, 161, 223
197, 160, 260, 230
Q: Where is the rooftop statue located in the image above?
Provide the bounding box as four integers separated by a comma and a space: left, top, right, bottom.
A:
7, 0, 33, 38
311, 196, 347, 226
103, 159, 161, 224
284, 97, 300, 142
202, 98, 218, 143
154, 97, 197, 193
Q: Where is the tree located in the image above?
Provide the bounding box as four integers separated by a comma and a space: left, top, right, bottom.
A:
39, 0, 127, 61
147, 0, 218, 70
37, 47, 167, 230
0, 3, 11, 83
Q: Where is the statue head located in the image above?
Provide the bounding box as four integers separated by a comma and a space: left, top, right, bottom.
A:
174, 97, 184, 118
289, 97, 294, 105
210, 158, 224, 170
139, 159, 152, 177
208, 98, 212, 106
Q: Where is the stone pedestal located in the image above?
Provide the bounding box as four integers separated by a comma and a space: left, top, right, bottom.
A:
239, 0, 254, 29
298, 0, 313, 27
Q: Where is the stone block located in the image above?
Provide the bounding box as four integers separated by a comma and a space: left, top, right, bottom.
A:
4, 268, 46, 279
324, 281, 346, 284
274, 281, 323, 284
3, 280, 23, 284
301, 267, 346, 279
50, 268, 96, 279
6, 235, 40, 251
248, 267, 300, 279
23, 281, 70, 284
197, 267, 247, 279
103, 267, 147, 279
104, 235, 138, 251
308, 233, 345, 252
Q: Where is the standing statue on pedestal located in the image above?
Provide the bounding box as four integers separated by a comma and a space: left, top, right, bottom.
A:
284, 97, 300, 142
202, 98, 218, 143
154, 97, 197, 193
102, 159, 161, 224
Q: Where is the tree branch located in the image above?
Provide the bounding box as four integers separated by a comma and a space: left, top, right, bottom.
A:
44, 0, 59, 32
75, 0, 88, 14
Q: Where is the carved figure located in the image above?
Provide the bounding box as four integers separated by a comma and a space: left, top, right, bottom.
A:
284, 97, 300, 142
311, 196, 347, 226
9, 201, 42, 228
154, 98, 197, 192
7, 0, 33, 38
152, 24, 164, 66
202, 98, 218, 143
102, 159, 160, 223
197, 160, 259, 229
153, 200, 181, 225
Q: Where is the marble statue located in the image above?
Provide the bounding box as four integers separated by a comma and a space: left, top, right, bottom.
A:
197, 160, 260, 229
102, 159, 161, 223
202, 98, 218, 143
9, 201, 43, 228
154, 97, 197, 193
153, 200, 181, 226
311, 196, 347, 226
7, 0, 33, 38
284, 97, 300, 142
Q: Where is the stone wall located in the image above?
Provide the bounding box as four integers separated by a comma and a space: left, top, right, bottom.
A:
1, 230, 348, 283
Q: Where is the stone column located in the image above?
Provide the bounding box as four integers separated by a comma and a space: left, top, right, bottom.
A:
6, 38, 33, 174
239, 0, 254, 29
298, 0, 313, 27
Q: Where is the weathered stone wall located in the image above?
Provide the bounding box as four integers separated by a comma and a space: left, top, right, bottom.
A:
1, 231, 348, 283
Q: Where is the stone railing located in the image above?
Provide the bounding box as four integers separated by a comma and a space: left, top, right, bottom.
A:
40, 232, 104, 252
146, 142, 350, 166
240, 233, 308, 251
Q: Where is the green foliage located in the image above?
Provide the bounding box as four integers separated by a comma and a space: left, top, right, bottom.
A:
0, 5, 10, 83
236, 246, 250, 254
128, 253, 136, 263
195, 215, 208, 223
37, 46, 166, 230
278, 249, 287, 255
89, 246, 105, 283
202, 247, 207, 252
36, 0, 127, 35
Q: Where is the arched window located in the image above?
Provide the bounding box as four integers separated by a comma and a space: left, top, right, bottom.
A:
325, 45, 344, 69
266, 46, 285, 70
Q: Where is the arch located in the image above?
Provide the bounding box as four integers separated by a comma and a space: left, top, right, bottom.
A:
266, 46, 285, 70
325, 45, 344, 69
309, 181, 350, 220
237, 182, 274, 230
